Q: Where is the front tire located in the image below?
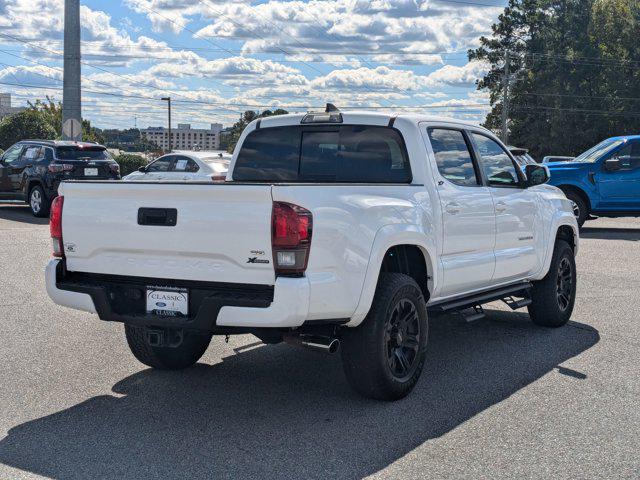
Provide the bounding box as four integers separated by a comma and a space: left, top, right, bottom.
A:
29, 185, 50, 218
563, 190, 588, 228
341, 273, 428, 401
528, 240, 577, 327
125, 325, 212, 370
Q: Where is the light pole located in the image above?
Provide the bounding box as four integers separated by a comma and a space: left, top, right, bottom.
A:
62, 0, 82, 141
161, 97, 171, 152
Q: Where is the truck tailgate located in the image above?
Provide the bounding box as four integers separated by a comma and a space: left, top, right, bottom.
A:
59, 182, 275, 285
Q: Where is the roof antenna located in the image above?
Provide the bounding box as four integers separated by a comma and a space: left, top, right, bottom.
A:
325, 103, 339, 113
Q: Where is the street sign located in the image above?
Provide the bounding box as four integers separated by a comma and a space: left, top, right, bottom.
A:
62, 118, 82, 140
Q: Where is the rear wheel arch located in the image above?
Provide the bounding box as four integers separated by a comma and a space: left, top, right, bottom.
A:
379, 244, 432, 302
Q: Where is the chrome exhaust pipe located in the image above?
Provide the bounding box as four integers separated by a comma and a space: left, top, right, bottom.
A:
283, 334, 340, 355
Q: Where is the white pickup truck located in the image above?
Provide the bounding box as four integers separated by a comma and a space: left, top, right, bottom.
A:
46, 108, 579, 400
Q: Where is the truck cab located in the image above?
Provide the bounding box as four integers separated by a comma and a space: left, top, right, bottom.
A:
547, 135, 640, 226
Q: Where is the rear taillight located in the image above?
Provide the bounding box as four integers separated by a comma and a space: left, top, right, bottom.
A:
109, 164, 120, 174
50, 196, 64, 257
48, 163, 74, 173
271, 202, 312, 276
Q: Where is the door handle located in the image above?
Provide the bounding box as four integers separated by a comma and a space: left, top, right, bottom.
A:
495, 202, 507, 213
445, 202, 461, 214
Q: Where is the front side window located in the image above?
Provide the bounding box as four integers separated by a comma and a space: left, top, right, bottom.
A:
147, 156, 173, 172
610, 141, 640, 172
2, 144, 23, 164
22, 146, 42, 162
234, 125, 411, 183
427, 128, 479, 187
471, 133, 520, 187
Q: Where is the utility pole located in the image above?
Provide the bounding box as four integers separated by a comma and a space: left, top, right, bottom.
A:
501, 50, 510, 145
162, 97, 172, 152
62, 0, 82, 141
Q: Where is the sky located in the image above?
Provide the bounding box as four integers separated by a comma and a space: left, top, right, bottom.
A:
0, 0, 508, 130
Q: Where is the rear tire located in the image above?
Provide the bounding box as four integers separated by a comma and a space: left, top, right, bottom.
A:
528, 240, 576, 327
341, 273, 428, 401
125, 325, 212, 370
563, 190, 588, 228
29, 185, 50, 218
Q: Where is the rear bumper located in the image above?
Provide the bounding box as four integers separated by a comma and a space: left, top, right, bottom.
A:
45, 259, 310, 329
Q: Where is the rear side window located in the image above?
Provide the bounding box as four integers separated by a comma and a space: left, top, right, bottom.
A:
427, 128, 479, 186
56, 147, 112, 161
173, 156, 199, 172
234, 125, 411, 183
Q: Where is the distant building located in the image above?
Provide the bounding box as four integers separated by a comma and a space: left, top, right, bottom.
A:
0, 93, 26, 121
141, 123, 223, 151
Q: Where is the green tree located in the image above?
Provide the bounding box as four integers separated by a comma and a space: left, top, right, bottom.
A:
0, 109, 57, 150
221, 109, 289, 153
28, 97, 105, 144
114, 153, 148, 176
470, 0, 640, 158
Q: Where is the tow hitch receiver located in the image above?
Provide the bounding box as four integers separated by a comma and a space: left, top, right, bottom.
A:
145, 328, 184, 348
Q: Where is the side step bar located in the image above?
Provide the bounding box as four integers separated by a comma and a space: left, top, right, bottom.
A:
428, 281, 532, 314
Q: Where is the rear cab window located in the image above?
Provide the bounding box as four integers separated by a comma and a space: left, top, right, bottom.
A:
233, 125, 411, 183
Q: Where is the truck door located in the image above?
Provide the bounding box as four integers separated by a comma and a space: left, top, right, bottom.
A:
469, 132, 542, 282
422, 126, 496, 298
597, 141, 640, 211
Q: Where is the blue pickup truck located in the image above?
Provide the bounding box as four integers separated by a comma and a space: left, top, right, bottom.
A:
547, 135, 640, 227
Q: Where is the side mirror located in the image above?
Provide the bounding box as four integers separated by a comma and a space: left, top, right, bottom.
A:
138, 166, 147, 173
604, 158, 621, 171
525, 164, 550, 187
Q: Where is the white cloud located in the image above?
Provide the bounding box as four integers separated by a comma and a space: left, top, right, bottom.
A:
426, 61, 490, 86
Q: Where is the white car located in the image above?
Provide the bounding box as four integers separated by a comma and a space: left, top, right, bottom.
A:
46, 108, 578, 401
122, 151, 230, 182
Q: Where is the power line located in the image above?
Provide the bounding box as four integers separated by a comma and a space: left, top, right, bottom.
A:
0, 80, 493, 111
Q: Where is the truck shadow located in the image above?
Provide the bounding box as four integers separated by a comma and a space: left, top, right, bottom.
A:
0, 310, 599, 480
0, 205, 48, 225
580, 226, 640, 241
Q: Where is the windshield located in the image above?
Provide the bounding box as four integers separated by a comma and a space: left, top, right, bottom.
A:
573, 138, 625, 163
56, 147, 113, 161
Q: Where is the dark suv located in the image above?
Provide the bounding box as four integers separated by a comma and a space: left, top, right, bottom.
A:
0, 140, 121, 217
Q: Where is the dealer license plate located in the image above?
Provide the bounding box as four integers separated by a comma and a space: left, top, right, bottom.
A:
146, 288, 188, 316
84, 168, 98, 176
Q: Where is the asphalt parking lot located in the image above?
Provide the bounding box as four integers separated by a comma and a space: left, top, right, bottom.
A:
0, 203, 638, 479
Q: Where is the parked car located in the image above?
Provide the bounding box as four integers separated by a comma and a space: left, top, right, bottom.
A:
543, 155, 574, 163
0, 140, 120, 217
509, 146, 537, 168
122, 151, 230, 182
46, 109, 578, 400
547, 135, 640, 227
